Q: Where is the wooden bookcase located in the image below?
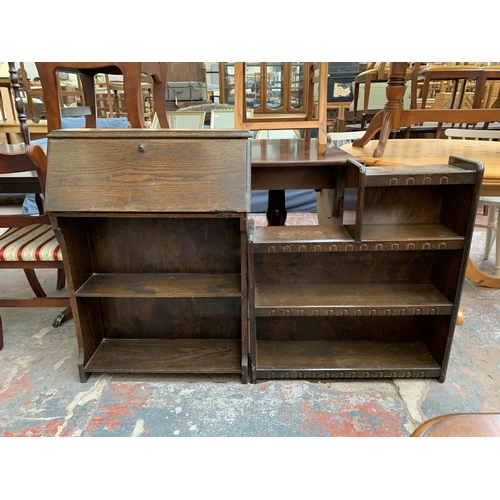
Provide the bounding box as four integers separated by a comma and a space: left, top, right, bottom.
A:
45, 129, 252, 382
248, 156, 483, 383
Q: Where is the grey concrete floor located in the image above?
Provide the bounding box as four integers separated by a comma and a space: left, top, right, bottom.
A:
1, 208, 499, 438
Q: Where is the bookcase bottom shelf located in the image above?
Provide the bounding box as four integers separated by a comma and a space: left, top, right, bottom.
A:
84, 339, 243, 375
254, 341, 441, 380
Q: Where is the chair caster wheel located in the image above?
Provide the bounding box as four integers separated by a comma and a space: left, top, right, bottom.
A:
52, 314, 67, 328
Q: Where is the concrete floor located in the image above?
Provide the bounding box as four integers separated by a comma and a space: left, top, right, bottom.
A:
1, 209, 499, 438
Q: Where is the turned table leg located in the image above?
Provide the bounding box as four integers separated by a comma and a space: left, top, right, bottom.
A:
266, 190, 287, 226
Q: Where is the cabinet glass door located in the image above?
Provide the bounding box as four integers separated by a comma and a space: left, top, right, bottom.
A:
290, 62, 305, 110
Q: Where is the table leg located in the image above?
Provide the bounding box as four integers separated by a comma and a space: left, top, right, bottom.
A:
266, 190, 287, 226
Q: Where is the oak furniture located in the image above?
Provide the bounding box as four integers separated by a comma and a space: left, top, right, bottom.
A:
0, 63, 70, 349
411, 413, 500, 437
45, 129, 252, 382
248, 155, 483, 383
35, 62, 169, 131
341, 137, 500, 287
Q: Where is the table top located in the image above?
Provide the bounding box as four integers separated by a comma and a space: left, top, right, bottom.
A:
341, 138, 500, 195
251, 138, 353, 167
0, 120, 48, 134
411, 413, 500, 437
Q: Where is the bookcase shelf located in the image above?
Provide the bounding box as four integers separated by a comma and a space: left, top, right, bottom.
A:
248, 155, 484, 383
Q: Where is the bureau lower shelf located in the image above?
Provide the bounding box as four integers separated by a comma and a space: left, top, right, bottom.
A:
85, 339, 242, 374
75, 273, 243, 298
255, 340, 441, 379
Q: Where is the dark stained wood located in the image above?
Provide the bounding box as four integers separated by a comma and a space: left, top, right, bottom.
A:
76, 273, 242, 297
48, 131, 250, 382
250, 138, 354, 225
46, 130, 252, 213
256, 315, 436, 341
255, 283, 452, 315
85, 339, 241, 374
256, 341, 441, 379
97, 297, 241, 340
248, 156, 483, 383
254, 251, 435, 284
411, 413, 500, 437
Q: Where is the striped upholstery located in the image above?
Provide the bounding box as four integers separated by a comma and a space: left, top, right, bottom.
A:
0, 224, 62, 262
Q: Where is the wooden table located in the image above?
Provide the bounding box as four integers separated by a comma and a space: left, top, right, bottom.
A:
353, 62, 500, 158
341, 138, 500, 287
411, 413, 500, 437
251, 138, 352, 225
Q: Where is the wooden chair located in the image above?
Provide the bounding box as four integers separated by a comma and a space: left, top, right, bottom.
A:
35, 62, 169, 131
166, 111, 205, 129
0, 63, 71, 350
445, 127, 500, 276
417, 64, 483, 111
210, 109, 235, 129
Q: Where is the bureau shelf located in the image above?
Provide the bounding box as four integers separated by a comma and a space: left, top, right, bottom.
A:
75, 273, 243, 298
85, 339, 242, 375
46, 129, 252, 382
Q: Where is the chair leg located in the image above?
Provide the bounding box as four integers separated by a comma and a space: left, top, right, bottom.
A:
56, 268, 66, 290
0, 315, 3, 350
484, 206, 497, 260
495, 221, 500, 277
52, 307, 73, 328
23, 269, 47, 297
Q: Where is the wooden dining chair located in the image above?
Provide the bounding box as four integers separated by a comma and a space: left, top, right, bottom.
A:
35, 62, 169, 131
0, 63, 71, 350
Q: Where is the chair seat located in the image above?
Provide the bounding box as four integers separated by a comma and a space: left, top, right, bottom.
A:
0, 224, 62, 261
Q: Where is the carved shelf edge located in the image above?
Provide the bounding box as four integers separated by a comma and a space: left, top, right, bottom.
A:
254, 239, 464, 253
255, 305, 453, 317
257, 368, 441, 380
